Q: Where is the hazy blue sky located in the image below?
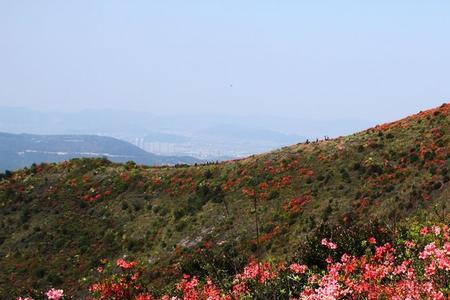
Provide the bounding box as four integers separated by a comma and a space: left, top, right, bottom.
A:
1, 1, 449, 123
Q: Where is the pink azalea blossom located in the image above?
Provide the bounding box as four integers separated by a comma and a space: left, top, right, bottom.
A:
321, 238, 337, 249
45, 288, 64, 300
290, 263, 308, 274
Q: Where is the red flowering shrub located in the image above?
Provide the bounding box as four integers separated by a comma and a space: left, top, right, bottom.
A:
16, 222, 450, 299
88, 258, 147, 300
283, 195, 311, 214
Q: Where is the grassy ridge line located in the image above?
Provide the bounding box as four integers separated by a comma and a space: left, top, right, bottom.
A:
0, 103, 449, 297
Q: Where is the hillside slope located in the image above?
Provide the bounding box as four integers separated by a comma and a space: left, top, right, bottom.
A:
0, 103, 449, 297
0, 132, 201, 171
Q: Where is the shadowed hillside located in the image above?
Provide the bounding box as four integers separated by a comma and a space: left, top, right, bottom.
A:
0, 103, 449, 298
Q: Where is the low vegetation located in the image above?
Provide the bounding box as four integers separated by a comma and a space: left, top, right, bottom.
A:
1, 103, 449, 298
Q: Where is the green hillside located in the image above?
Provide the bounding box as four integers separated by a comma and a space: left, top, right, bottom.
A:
0, 103, 449, 298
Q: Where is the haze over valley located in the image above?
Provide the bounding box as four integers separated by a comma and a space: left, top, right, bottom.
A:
0, 106, 373, 162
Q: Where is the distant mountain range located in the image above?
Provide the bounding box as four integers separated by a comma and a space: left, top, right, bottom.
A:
0, 132, 201, 171
0, 106, 372, 159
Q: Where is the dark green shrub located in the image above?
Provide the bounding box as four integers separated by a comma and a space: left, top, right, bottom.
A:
127, 239, 139, 251
175, 221, 186, 232
294, 222, 392, 269
433, 182, 442, 190
47, 273, 63, 285
410, 153, 419, 163
132, 199, 142, 211
158, 207, 169, 216
424, 151, 435, 161
367, 164, 383, 175
173, 208, 186, 220
204, 169, 213, 179
34, 267, 46, 279
268, 190, 279, 200
20, 209, 31, 224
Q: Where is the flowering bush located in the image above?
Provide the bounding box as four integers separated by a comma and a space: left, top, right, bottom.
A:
71, 223, 447, 299
88, 258, 147, 300
15, 222, 450, 299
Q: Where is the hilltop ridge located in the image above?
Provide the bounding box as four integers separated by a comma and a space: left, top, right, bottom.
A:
0, 103, 449, 297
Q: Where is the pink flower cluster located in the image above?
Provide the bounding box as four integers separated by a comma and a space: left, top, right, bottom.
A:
174, 274, 229, 300
17, 288, 64, 300
296, 225, 450, 300
46, 288, 64, 300
20, 224, 450, 300
232, 260, 276, 297
321, 238, 337, 249
289, 263, 308, 274
418, 227, 450, 276
166, 224, 450, 300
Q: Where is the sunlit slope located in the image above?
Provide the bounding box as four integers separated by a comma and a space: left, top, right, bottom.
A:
0, 103, 449, 295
